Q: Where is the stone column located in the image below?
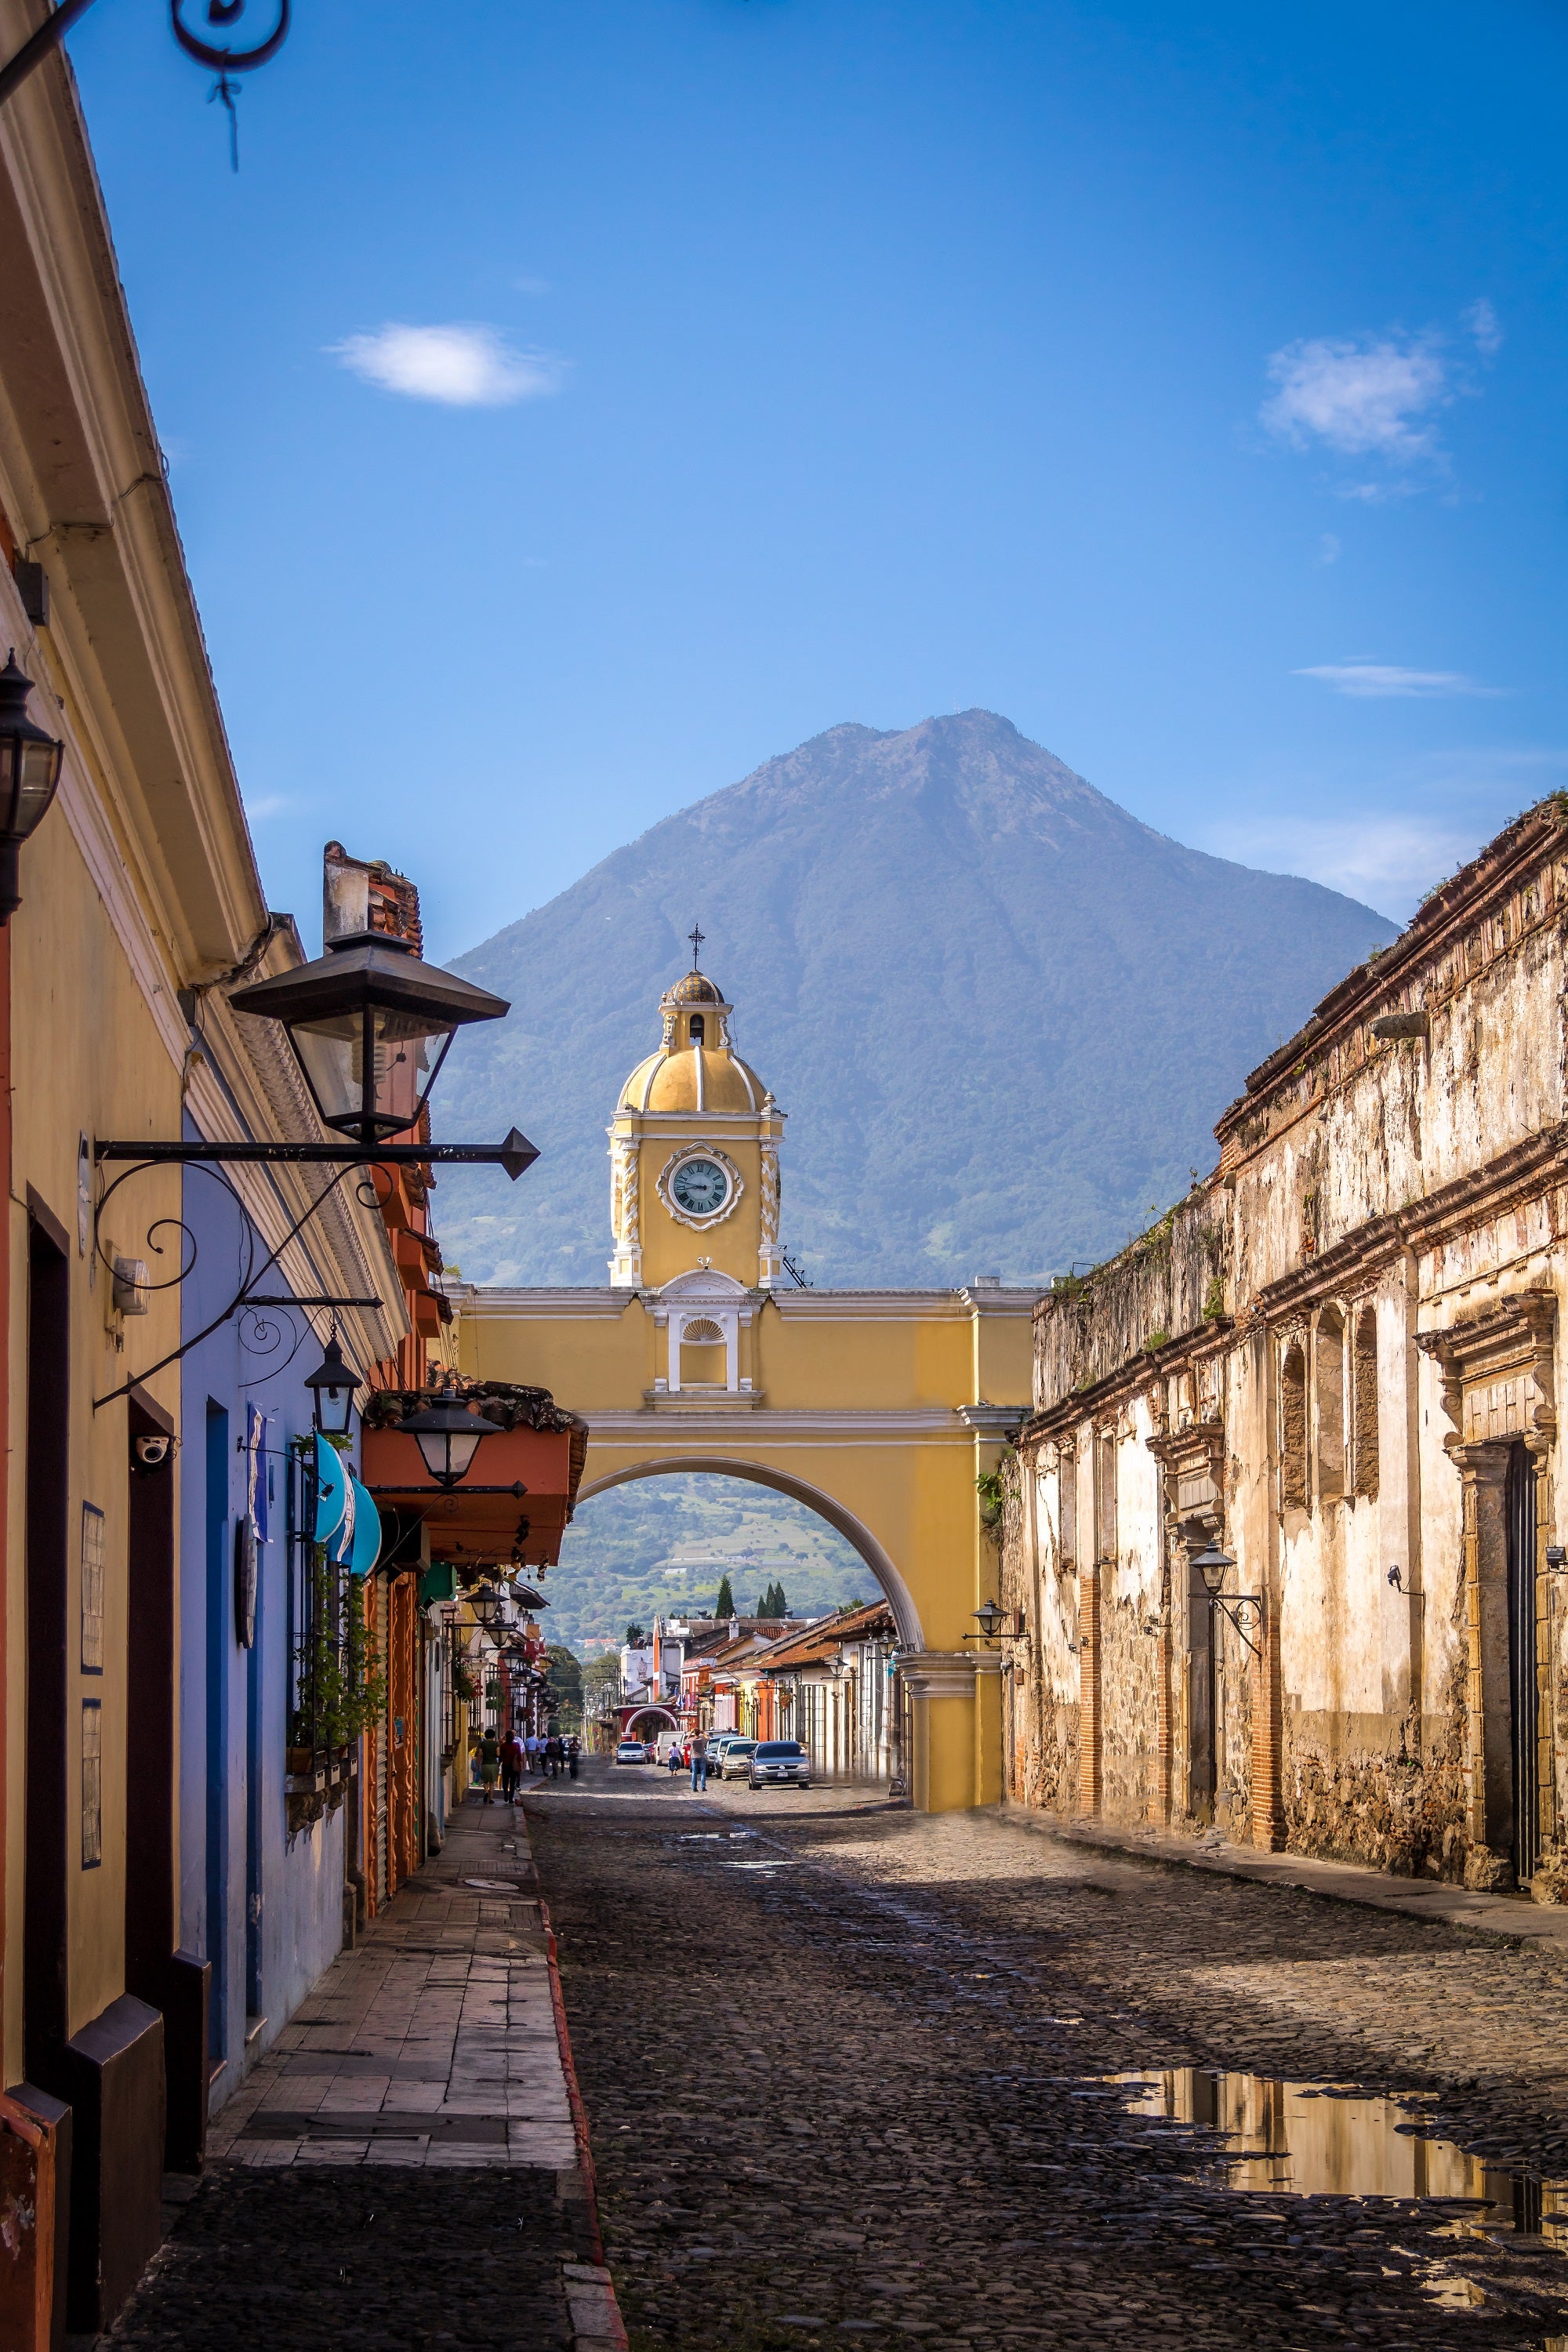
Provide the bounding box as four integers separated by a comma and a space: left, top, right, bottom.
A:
1450, 1440, 1515, 1869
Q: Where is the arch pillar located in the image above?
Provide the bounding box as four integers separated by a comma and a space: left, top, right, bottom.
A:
895, 1651, 1002, 1812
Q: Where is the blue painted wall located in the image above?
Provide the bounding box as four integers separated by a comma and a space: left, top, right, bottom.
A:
179, 1130, 354, 2106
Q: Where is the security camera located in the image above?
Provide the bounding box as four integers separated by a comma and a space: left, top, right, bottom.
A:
132, 1433, 171, 1470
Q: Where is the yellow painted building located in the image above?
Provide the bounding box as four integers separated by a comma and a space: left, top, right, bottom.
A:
453, 964, 1040, 1811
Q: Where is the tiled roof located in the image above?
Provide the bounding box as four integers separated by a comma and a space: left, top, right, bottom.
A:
757, 1599, 897, 1671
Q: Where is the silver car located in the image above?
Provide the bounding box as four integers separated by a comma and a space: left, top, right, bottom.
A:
748, 1740, 811, 1788
717, 1737, 759, 1779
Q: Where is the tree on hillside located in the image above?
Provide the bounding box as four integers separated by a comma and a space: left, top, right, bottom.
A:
546, 1645, 583, 1712
624, 1622, 647, 1646
583, 1652, 623, 1719
754, 1580, 789, 1617
713, 1573, 735, 1620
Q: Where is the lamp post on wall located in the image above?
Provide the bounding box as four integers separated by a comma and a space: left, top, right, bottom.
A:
0, 652, 64, 923
397, 1390, 506, 1490
1192, 1539, 1264, 1661
304, 1333, 361, 1439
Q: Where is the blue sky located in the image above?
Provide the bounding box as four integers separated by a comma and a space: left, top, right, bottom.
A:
64, 0, 1568, 956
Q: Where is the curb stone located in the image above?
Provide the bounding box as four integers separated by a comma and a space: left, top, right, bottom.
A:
539, 1880, 630, 2351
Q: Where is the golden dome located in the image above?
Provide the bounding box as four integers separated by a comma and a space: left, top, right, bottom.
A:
619, 1045, 764, 1115
664, 969, 724, 1006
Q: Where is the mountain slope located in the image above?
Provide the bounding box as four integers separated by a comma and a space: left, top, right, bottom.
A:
435, 711, 1396, 1287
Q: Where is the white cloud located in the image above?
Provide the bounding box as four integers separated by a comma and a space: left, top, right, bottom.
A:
1208, 814, 1482, 922
1294, 662, 1502, 699
1262, 332, 1449, 460
332, 323, 564, 407
1465, 297, 1503, 356
242, 793, 291, 821
1318, 532, 1341, 564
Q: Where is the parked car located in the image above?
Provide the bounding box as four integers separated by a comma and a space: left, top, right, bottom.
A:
706, 1734, 737, 1770
718, 1737, 759, 1779
748, 1740, 811, 1788
614, 1739, 648, 1765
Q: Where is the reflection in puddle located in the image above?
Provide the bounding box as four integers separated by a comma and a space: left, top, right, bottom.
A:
1108, 2068, 1565, 2223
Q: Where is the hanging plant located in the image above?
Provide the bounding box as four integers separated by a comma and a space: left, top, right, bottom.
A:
290, 1545, 387, 1755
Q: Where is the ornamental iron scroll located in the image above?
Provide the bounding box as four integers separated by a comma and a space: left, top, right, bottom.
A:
90, 1150, 390, 1414
171, 0, 290, 167
0, 1, 292, 155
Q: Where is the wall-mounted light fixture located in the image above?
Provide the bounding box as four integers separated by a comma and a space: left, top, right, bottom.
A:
1192, 1538, 1264, 1661
0, 652, 64, 924
397, 1388, 505, 1491
305, 1333, 361, 1439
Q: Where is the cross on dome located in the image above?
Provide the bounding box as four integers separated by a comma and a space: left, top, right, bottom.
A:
688, 922, 705, 966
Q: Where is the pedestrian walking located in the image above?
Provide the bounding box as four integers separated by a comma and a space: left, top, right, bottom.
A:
666, 1737, 683, 1776
690, 1729, 709, 1791
567, 1735, 580, 1780
478, 1727, 500, 1806
545, 1733, 564, 1779
526, 1731, 542, 1774
500, 1728, 523, 1802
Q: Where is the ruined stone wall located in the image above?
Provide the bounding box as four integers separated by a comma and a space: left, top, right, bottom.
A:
1006, 806, 1568, 1889
1034, 1191, 1231, 1406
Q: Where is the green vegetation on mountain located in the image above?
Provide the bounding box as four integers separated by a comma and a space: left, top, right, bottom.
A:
436, 710, 1396, 1288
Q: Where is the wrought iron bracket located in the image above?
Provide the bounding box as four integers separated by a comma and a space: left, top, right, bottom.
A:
96, 1128, 539, 1178
1209, 1592, 1264, 1661
88, 1118, 536, 1411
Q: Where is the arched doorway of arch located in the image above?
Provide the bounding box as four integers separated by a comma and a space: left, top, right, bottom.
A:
561, 1465, 913, 1788
574, 1457, 924, 1650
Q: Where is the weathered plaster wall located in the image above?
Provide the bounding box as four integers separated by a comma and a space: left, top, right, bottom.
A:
1003, 806, 1568, 1890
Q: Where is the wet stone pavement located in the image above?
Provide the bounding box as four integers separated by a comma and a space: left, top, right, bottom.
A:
525, 1761, 1568, 2352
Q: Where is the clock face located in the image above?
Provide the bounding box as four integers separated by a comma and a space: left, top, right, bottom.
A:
671, 1156, 730, 1218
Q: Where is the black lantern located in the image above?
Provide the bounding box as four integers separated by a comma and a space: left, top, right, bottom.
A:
467, 1579, 510, 1631
0, 652, 64, 923
230, 930, 511, 1147
1191, 1540, 1235, 1598
304, 1332, 361, 1436
398, 1388, 504, 1490
971, 1597, 1007, 1642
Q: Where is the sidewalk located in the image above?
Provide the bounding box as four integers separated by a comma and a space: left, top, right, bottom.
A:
107, 1794, 626, 2350
992, 1801, 1568, 1950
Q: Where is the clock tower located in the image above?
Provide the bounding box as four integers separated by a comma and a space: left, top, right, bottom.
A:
608, 958, 783, 1308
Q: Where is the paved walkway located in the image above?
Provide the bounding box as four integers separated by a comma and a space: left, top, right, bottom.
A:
107, 1793, 626, 2351
210, 1792, 578, 2170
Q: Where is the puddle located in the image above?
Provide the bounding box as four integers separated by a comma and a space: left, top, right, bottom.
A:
1107, 2068, 1567, 2222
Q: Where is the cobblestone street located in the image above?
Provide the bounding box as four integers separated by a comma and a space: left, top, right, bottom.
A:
527, 1762, 1568, 2352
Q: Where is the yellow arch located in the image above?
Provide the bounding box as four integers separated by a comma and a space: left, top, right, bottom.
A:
455, 1280, 1036, 1809
576, 1456, 926, 1648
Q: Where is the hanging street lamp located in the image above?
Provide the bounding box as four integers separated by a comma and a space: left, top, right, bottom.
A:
397, 1388, 506, 1491
304, 1332, 361, 1439
466, 1579, 511, 1633
1191, 1537, 1263, 1658
0, 652, 64, 924
229, 931, 510, 1149
967, 1597, 1007, 1644
98, 927, 537, 1177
